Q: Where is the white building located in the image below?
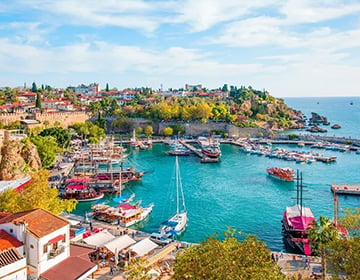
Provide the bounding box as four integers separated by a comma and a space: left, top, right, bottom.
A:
0, 208, 97, 280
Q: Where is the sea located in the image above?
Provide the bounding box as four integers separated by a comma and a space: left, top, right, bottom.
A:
74, 97, 360, 252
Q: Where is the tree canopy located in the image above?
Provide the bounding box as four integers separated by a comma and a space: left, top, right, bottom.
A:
0, 170, 77, 215
30, 135, 58, 169
173, 228, 285, 280
39, 127, 71, 148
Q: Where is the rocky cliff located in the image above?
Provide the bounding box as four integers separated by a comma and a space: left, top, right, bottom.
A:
0, 140, 42, 180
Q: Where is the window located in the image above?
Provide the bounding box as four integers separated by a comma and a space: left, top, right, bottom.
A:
43, 244, 48, 254
9, 229, 13, 233
30, 244, 34, 249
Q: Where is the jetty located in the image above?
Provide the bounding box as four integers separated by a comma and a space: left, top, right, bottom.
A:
179, 141, 220, 163
331, 184, 360, 195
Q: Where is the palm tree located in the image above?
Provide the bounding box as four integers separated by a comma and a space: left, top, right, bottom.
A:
308, 216, 339, 280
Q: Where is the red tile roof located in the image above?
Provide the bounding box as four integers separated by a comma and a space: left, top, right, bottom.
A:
0, 209, 69, 238
0, 229, 23, 250
40, 256, 97, 280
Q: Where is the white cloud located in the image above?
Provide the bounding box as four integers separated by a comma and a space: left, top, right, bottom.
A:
280, 0, 360, 25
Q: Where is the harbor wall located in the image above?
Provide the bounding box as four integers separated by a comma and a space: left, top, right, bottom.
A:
158, 121, 269, 137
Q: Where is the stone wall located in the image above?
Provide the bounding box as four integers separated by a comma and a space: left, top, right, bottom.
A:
0, 112, 91, 128
158, 121, 269, 137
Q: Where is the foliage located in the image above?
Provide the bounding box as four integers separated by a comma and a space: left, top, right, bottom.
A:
308, 216, 340, 280
135, 127, 143, 136
339, 208, 360, 237
30, 135, 58, 169
163, 127, 173, 137
39, 127, 71, 148
326, 237, 360, 280
288, 134, 298, 140
70, 122, 105, 144
124, 258, 151, 280
31, 82, 37, 93
144, 125, 153, 137
4, 121, 23, 130
112, 117, 135, 133
173, 228, 285, 280
0, 170, 77, 215
170, 124, 185, 136
35, 92, 42, 109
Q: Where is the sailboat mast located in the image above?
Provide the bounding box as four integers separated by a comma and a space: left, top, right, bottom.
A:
300, 172, 303, 216
175, 156, 180, 214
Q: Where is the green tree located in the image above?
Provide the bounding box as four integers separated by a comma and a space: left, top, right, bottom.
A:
174, 228, 285, 280
135, 127, 143, 137
39, 127, 71, 148
106, 83, 109, 92
339, 208, 360, 238
70, 122, 105, 144
35, 92, 42, 110
163, 127, 173, 137
31, 82, 37, 93
30, 135, 58, 169
0, 170, 77, 214
144, 125, 153, 138
326, 238, 360, 279
308, 216, 340, 280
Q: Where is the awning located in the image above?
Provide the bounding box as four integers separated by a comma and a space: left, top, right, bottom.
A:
104, 235, 136, 254
130, 238, 158, 257
48, 235, 64, 244
83, 230, 115, 247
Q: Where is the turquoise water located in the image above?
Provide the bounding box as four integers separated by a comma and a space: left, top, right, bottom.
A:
74, 97, 360, 252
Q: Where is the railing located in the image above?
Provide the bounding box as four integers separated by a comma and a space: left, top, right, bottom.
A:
48, 245, 65, 259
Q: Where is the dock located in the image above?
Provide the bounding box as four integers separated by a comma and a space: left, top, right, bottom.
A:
179, 141, 220, 163
331, 184, 360, 195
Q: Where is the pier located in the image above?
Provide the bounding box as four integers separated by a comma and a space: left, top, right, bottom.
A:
331, 184, 360, 195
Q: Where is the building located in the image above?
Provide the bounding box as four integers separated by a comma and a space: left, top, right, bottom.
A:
67, 83, 99, 96
0, 208, 97, 280
0, 229, 27, 280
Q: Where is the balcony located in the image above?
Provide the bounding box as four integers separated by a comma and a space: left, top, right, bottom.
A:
48, 246, 65, 259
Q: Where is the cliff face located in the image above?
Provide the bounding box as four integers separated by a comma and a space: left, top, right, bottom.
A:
0, 140, 41, 180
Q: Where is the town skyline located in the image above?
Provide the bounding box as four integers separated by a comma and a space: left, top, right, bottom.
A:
1, 0, 360, 97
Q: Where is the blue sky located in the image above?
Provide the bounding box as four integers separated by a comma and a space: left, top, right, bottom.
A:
0, 0, 360, 97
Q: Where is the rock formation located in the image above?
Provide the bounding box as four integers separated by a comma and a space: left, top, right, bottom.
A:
0, 140, 41, 180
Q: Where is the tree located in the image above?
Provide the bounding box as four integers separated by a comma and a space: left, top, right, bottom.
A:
0, 170, 77, 214
30, 135, 58, 169
35, 92, 42, 110
135, 127, 143, 137
144, 125, 153, 138
174, 228, 285, 280
308, 216, 340, 280
339, 208, 360, 238
39, 127, 71, 148
326, 237, 360, 279
106, 83, 109, 92
31, 82, 37, 93
163, 127, 173, 137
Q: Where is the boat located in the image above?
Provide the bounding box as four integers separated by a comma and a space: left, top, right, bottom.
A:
282, 171, 315, 255
198, 136, 221, 158
160, 156, 187, 238
59, 185, 104, 202
167, 148, 190, 156
91, 201, 153, 227
266, 167, 295, 182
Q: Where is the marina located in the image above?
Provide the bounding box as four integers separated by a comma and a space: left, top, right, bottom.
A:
71, 139, 360, 253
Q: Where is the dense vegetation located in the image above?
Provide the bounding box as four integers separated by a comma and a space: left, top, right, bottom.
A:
0, 170, 77, 215
86, 85, 298, 132
173, 228, 285, 280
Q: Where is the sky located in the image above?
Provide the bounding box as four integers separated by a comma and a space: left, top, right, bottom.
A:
0, 0, 360, 97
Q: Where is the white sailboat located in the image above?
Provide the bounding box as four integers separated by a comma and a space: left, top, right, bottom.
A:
160, 156, 187, 237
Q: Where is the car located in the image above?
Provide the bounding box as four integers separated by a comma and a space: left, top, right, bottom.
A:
149, 232, 171, 246
310, 266, 322, 279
